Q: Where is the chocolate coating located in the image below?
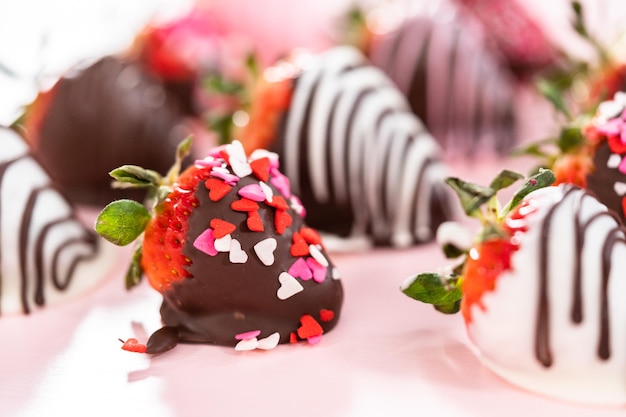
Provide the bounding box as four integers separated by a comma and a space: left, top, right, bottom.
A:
157, 165, 343, 347
26, 56, 192, 206
586, 141, 626, 223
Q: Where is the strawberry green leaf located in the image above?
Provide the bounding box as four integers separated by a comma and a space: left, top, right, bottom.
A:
557, 125, 585, 153
110, 165, 162, 188
536, 78, 571, 120
502, 168, 556, 216
95, 199, 151, 246
401, 272, 462, 314
165, 136, 193, 185
445, 177, 495, 217
125, 244, 144, 289
489, 169, 524, 192
435, 300, 461, 314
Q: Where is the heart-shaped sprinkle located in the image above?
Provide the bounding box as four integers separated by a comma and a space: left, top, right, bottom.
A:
290, 233, 310, 257
121, 338, 147, 353
205, 178, 232, 201
300, 227, 322, 245
319, 309, 335, 322
250, 149, 279, 169
247, 210, 265, 232
214, 234, 232, 252
194, 157, 221, 168
607, 153, 622, 169
260, 181, 274, 203
210, 218, 236, 239
309, 244, 329, 267
257, 332, 280, 350
235, 330, 261, 340
193, 228, 217, 256
306, 257, 327, 283
227, 141, 252, 178
277, 272, 304, 300
235, 338, 259, 351
250, 157, 271, 182
231, 198, 260, 212
614, 181, 626, 197
289, 332, 298, 343
238, 183, 266, 202
254, 238, 277, 266
208, 145, 227, 158
307, 335, 322, 345
211, 167, 240, 185
622, 196, 626, 218
297, 314, 323, 339
288, 258, 313, 280
229, 239, 248, 264
275, 210, 292, 234
270, 170, 291, 198
267, 195, 289, 211
332, 268, 341, 280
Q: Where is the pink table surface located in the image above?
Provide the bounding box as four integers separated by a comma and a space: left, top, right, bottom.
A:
2, 139, 625, 417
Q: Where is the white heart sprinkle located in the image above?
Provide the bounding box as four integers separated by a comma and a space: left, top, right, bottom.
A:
260, 181, 274, 203
598, 100, 624, 119
257, 332, 280, 350
332, 268, 341, 280
309, 244, 329, 267
614, 181, 626, 196
229, 239, 248, 263
277, 272, 304, 300
235, 338, 259, 351
227, 141, 252, 177
254, 238, 277, 266
608, 153, 622, 169
214, 234, 232, 252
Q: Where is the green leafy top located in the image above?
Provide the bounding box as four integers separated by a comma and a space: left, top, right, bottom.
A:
94, 136, 193, 289
401, 169, 555, 314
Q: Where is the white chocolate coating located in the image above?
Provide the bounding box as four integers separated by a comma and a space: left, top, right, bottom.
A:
278, 46, 453, 249
467, 185, 626, 405
0, 127, 115, 315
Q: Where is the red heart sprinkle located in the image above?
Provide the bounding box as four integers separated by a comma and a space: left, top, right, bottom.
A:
290, 232, 309, 257
210, 218, 236, 238
231, 198, 260, 212
219, 149, 231, 164
297, 314, 323, 339
250, 157, 271, 182
247, 210, 264, 232
622, 196, 626, 219
121, 338, 147, 353
299, 227, 321, 245
274, 210, 292, 235
319, 309, 335, 322
205, 178, 232, 201
266, 195, 289, 211
289, 332, 298, 344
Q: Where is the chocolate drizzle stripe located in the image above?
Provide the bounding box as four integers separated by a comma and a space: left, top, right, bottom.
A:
0, 148, 98, 314
535, 186, 626, 367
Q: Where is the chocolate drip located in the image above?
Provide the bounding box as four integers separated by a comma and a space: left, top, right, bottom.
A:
0, 152, 98, 314
535, 186, 625, 366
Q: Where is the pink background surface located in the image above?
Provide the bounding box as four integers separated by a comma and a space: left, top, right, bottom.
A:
3, 0, 626, 416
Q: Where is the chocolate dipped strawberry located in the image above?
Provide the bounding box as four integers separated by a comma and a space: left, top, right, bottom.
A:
402, 169, 626, 405
95, 138, 343, 353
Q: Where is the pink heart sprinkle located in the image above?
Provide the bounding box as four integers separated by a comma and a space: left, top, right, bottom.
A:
598, 118, 623, 136
288, 258, 312, 281
211, 169, 239, 186
194, 158, 221, 168
270, 169, 291, 198
235, 330, 261, 341
238, 184, 266, 202
306, 257, 327, 283
193, 228, 217, 256
307, 335, 322, 345
208, 145, 228, 158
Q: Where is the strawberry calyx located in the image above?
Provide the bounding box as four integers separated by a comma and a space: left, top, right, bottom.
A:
95, 136, 194, 289
401, 169, 555, 315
